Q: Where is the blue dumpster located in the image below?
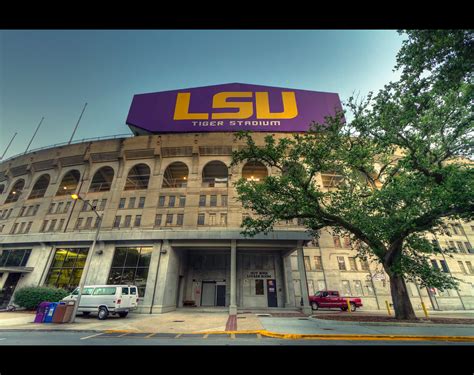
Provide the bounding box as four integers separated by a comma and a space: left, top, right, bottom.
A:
43, 302, 59, 323
34, 301, 51, 323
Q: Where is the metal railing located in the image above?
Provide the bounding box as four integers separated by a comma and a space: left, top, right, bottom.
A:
1, 133, 134, 163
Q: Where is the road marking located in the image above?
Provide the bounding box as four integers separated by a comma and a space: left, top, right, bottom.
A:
80, 333, 104, 340
0, 338, 6, 341
118, 333, 128, 337
230, 333, 235, 339
257, 334, 262, 339
145, 333, 156, 338
175, 334, 182, 339
203, 334, 209, 339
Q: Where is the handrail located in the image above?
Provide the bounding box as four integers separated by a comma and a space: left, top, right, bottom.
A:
1, 133, 134, 164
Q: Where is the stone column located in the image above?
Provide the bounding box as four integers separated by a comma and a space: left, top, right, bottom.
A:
229, 239, 237, 315
281, 253, 291, 307
297, 246, 312, 315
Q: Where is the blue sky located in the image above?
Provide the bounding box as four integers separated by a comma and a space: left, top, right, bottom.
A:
0, 30, 405, 159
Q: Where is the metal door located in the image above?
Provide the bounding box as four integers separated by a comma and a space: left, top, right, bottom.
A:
201, 281, 216, 306
216, 285, 226, 306
266, 279, 278, 307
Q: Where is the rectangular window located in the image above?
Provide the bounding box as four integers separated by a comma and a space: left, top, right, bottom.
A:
337, 256, 347, 271
99, 199, 107, 211
45, 248, 89, 291
25, 222, 33, 233
439, 260, 449, 273
19, 207, 25, 217
56, 202, 64, 213
333, 236, 341, 248
134, 215, 141, 227
304, 256, 311, 271
40, 220, 48, 232
314, 256, 323, 271
75, 218, 83, 230
82, 200, 89, 211
128, 197, 136, 209
6, 209, 12, 219
221, 195, 228, 207
179, 196, 186, 207
26, 206, 34, 216
341, 280, 352, 296
197, 213, 205, 225
458, 261, 467, 274
56, 219, 64, 232
210, 195, 217, 207
209, 213, 216, 226
348, 257, 358, 271
155, 214, 162, 226
465, 261, 473, 274
451, 224, 459, 235
124, 215, 132, 228
91, 200, 98, 210
0, 225, 4, 233
449, 241, 456, 250
343, 236, 351, 248
64, 202, 71, 213
199, 195, 206, 207
84, 217, 92, 229
220, 213, 227, 226
48, 203, 56, 214
431, 259, 439, 270
19, 222, 26, 234
10, 223, 18, 234
456, 242, 465, 253
118, 198, 126, 209
158, 196, 165, 207
168, 196, 176, 207
48, 219, 57, 232
353, 280, 364, 296
93, 217, 101, 229
465, 242, 473, 254
360, 259, 370, 271
255, 279, 264, 295
138, 197, 145, 208
113, 216, 121, 228
177, 214, 184, 226
166, 214, 173, 225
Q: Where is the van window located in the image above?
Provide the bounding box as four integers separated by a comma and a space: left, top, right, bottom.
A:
93, 287, 116, 295
83, 288, 94, 295
122, 287, 129, 295
130, 287, 137, 295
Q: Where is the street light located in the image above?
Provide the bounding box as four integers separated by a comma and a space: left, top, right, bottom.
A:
68, 193, 103, 323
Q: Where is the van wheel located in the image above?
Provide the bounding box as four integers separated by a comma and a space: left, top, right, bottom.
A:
118, 312, 129, 318
350, 302, 356, 312
82, 312, 91, 316
341, 306, 348, 311
98, 307, 109, 320
311, 302, 319, 311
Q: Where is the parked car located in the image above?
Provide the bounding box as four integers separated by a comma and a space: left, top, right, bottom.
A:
309, 290, 363, 312
63, 285, 139, 320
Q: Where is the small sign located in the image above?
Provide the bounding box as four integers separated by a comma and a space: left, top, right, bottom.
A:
246, 271, 272, 279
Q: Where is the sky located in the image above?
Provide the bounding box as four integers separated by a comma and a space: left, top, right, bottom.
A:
0, 30, 405, 160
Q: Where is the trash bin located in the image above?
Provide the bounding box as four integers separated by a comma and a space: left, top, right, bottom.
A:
43, 302, 59, 323
62, 300, 76, 323
34, 301, 51, 323
52, 302, 67, 324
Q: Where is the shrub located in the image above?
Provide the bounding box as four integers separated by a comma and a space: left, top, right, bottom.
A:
13, 286, 70, 310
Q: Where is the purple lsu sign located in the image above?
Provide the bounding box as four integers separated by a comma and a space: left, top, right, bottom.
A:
126, 83, 342, 133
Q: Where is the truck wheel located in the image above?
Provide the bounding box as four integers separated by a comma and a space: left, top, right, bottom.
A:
98, 307, 109, 320
350, 302, 356, 312
311, 302, 319, 311
118, 311, 129, 318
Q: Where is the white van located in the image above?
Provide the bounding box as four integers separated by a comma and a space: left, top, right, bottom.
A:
64, 285, 139, 320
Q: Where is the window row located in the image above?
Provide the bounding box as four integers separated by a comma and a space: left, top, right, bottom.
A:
40, 219, 67, 233
118, 197, 145, 209
0, 208, 13, 220
154, 213, 184, 227
9, 221, 33, 235
157, 195, 186, 208
80, 199, 107, 212
113, 215, 142, 229
18, 204, 41, 217
198, 195, 228, 207
197, 213, 228, 226
457, 261, 474, 274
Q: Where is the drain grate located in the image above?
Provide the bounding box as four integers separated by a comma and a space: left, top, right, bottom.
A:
173, 320, 185, 323
256, 314, 272, 317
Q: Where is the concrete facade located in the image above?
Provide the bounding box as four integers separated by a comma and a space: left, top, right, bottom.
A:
0, 133, 473, 313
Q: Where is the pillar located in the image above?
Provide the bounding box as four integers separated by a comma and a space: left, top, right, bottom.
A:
229, 239, 237, 315
281, 253, 291, 307
297, 245, 312, 315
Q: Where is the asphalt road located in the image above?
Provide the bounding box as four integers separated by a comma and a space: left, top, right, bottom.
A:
0, 330, 472, 345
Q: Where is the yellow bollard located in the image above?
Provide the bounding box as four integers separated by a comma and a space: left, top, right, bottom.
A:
385, 300, 391, 316
421, 301, 429, 319
346, 298, 351, 313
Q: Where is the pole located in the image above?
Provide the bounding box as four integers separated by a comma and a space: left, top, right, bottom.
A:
69, 199, 102, 323
68, 103, 88, 145
0, 132, 17, 160
24, 117, 44, 154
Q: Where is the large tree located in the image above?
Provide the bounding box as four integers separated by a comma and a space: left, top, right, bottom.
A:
231, 30, 473, 320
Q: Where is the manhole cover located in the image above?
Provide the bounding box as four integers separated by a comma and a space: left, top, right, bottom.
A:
173, 320, 185, 323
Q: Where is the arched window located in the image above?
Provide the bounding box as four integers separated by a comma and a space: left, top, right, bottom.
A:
5, 179, 25, 203
202, 161, 228, 187
28, 174, 50, 199
124, 164, 150, 190
242, 161, 268, 182
89, 166, 114, 192
162, 162, 189, 188
56, 170, 81, 196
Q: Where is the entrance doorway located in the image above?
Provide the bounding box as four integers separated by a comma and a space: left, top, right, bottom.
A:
267, 279, 278, 307
201, 281, 226, 307
0, 273, 21, 309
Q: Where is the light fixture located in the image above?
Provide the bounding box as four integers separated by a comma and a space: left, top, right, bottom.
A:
183, 176, 187, 180
71, 194, 79, 200
63, 186, 67, 190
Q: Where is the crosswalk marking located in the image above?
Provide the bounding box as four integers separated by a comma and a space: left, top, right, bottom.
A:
80, 333, 104, 340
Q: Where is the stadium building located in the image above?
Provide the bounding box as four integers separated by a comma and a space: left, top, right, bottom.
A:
0, 83, 473, 314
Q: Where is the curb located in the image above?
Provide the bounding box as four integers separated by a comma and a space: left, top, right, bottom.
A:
309, 316, 474, 328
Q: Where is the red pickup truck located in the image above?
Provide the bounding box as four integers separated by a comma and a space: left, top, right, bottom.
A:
309, 290, 363, 312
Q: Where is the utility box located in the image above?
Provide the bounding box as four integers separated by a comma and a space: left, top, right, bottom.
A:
43, 302, 58, 323
52, 302, 67, 323
62, 300, 76, 323
34, 301, 51, 323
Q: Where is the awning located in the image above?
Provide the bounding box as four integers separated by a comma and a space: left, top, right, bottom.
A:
0, 267, 34, 273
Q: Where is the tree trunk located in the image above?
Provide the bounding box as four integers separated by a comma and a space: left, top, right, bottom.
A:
388, 273, 417, 320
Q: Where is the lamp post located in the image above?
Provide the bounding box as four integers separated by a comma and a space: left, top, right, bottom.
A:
68, 194, 103, 323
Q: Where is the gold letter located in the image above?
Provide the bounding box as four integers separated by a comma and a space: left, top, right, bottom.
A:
174, 93, 208, 120
211, 92, 253, 120
255, 92, 298, 119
